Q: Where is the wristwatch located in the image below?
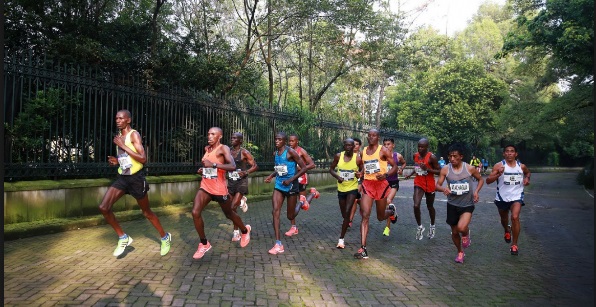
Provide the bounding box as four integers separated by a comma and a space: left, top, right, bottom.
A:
213, 163, 217, 168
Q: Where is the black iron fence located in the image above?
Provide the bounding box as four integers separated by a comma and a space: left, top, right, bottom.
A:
3, 52, 422, 181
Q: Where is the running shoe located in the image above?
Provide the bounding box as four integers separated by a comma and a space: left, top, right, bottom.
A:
383, 226, 390, 236
268, 243, 285, 255
388, 203, 398, 224
462, 230, 471, 249
337, 238, 345, 249
455, 252, 465, 263
239, 196, 248, 213
240, 225, 251, 247
310, 187, 320, 198
348, 221, 353, 228
300, 195, 310, 211
113, 235, 133, 257
428, 225, 436, 239
510, 245, 519, 255
504, 225, 512, 243
285, 226, 298, 236
232, 230, 241, 242
416, 225, 425, 240
160, 233, 172, 256
353, 247, 368, 259
193, 241, 212, 259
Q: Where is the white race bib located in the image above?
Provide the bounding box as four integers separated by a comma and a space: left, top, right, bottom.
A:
449, 182, 470, 195
117, 154, 133, 170
274, 164, 288, 176
504, 173, 522, 185
339, 169, 355, 181
414, 164, 427, 175
364, 159, 381, 174
229, 170, 241, 181
203, 167, 217, 179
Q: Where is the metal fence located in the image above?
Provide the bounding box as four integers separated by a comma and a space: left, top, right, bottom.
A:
3, 52, 422, 181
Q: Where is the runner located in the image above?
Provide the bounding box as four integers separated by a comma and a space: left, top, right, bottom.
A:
264, 132, 312, 255
285, 134, 319, 236
435, 144, 484, 263
485, 144, 531, 255
191, 127, 252, 259
99, 109, 172, 257
381, 138, 407, 237
347, 137, 363, 228
470, 155, 482, 173
329, 138, 363, 249
354, 129, 399, 259
404, 138, 441, 240
228, 132, 259, 242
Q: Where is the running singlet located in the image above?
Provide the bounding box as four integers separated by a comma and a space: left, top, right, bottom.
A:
362, 145, 387, 181
117, 129, 143, 175
200, 144, 228, 196
274, 146, 297, 192
336, 151, 359, 192
295, 146, 309, 185
495, 160, 525, 202
228, 149, 247, 182
446, 162, 476, 207
386, 152, 400, 181
413, 152, 436, 192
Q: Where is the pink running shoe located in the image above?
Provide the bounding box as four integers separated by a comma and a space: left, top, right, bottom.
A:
310, 187, 320, 198
193, 241, 212, 259
268, 243, 285, 255
455, 252, 465, 263
300, 195, 310, 211
285, 226, 298, 236
240, 225, 251, 247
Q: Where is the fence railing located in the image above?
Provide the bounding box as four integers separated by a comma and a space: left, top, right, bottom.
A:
3, 52, 422, 181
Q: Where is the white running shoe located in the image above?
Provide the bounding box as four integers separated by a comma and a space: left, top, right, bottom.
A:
416, 225, 425, 240
239, 196, 248, 213
428, 225, 435, 239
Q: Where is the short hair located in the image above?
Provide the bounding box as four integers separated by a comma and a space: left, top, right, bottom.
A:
447, 143, 466, 156
503, 144, 517, 152
289, 133, 299, 139
117, 109, 132, 118
353, 137, 362, 145
275, 131, 288, 141
383, 138, 394, 144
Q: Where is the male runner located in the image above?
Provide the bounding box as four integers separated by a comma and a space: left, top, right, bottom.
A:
381, 138, 407, 237
348, 137, 363, 228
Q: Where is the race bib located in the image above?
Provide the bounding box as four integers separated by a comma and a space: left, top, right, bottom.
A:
386, 165, 392, 172
229, 170, 241, 181
339, 169, 355, 181
117, 153, 133, 170
203, 167, 217, 179
504, 173, 522, 185
449, 182, 470, 195
414, 163, 427, 175
274, 164, 288, 176
364, 159, 381, 174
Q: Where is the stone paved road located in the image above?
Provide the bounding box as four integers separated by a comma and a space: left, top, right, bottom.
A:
4, 172, 594, 306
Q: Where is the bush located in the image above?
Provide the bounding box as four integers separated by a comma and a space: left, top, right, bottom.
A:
576, 160, 594, 189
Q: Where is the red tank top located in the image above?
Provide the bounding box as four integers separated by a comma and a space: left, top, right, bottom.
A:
296, 146, 308, 185
200, 144, 228, 196
413, 152, 435, 186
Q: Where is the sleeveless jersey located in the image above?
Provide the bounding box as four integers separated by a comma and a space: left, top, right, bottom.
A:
386, 152, 400, 181
295, 146, 309, 185
228, 148, 247, 182
446, 162, 476, 207
413, 152, 434, 183
274, 146, 297, 192
495, 160, 525, 202
362, 145, 387, 181
200, 144, 228, 196
117, 129, 143, 175
336, 151, 359, 192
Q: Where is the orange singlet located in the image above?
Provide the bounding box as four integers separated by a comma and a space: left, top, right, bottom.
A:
413, 152, 436, 193
200, 144, 229, 196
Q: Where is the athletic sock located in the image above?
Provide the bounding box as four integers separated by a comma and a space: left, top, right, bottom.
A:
200, 238, 208, 245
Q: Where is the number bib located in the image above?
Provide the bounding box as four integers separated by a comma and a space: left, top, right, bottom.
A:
414, 164, 427, 176
117, 154, 133, 170
274, 164, 288, 176
449, 181, 470, 195
364, 159, 380, 174
203, 167, 217, 179
339, 169, 355, 181
228, 170, 241, 181
504, 173, 522, 185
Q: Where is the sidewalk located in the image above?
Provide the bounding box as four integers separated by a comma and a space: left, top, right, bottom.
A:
4, 172, 594, 306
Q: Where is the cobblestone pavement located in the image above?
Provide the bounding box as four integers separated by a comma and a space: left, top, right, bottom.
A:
4, 172, 594, 306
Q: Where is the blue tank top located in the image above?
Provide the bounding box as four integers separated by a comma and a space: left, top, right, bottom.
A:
274, 146, 297, 191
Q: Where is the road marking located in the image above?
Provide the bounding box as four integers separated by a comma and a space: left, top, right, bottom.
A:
584, 188, 594, 198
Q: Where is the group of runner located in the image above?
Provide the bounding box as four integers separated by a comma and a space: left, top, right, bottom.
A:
99, 110, 531, 263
